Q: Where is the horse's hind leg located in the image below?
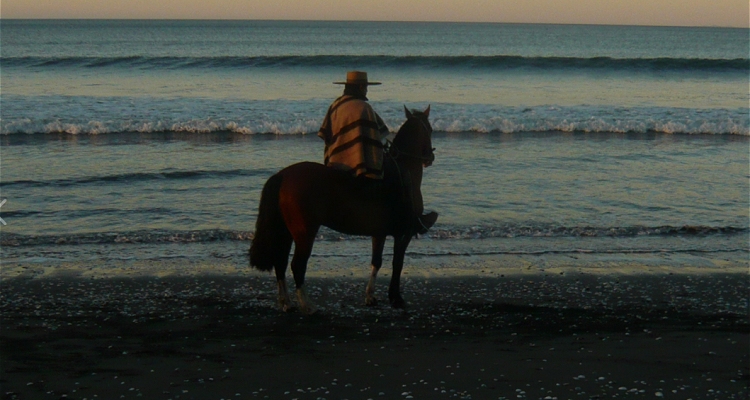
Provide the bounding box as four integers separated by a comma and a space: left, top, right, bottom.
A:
290, 230, 319, 314
276, 279, 293, 312
276, 269, 293, 312
274, 238, 294, 312
365, 236, 386, 306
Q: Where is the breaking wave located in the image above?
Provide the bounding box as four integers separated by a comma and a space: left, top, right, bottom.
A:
4, 55, 748, 74
2, 96, 748, 136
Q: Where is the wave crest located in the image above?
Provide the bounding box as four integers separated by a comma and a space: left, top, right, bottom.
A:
4, 55, 748, 73
2, 98, 747, 136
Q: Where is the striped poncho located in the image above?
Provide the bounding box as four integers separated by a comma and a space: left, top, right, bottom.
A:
318, 95, 389, 179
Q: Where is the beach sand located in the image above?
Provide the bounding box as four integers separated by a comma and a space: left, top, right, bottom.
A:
1, 269, 748, 400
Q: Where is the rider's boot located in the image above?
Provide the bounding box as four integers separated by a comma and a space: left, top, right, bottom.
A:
414, 210, 438, 235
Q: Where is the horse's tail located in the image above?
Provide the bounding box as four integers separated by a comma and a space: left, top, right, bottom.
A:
249, 173, 289, 271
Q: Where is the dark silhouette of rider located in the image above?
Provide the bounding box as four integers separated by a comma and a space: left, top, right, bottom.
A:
318, 71, 436, 234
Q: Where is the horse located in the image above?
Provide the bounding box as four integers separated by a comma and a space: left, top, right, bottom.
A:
249, 105, 436, 313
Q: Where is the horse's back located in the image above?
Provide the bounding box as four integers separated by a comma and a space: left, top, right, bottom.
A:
278, 161, 327, 177
276, 161, 342, 193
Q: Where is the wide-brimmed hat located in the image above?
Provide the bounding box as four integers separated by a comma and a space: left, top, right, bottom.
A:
334, 71, 381, 85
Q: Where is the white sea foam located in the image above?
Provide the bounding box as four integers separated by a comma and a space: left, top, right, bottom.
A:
2, 96, 747, 135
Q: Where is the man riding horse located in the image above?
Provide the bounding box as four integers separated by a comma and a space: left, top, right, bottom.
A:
318, 71, 438, 235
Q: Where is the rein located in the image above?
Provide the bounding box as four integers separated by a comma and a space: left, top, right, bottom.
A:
384, 116, 435, 163
384, 140, 433, 162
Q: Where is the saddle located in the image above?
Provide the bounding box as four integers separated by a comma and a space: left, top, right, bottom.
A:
345, 168, 437, 235
347, 173, 398, 206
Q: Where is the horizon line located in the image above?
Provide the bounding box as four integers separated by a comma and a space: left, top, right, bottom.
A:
1, 18, 747, 29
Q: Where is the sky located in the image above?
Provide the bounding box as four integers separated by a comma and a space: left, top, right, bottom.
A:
2, 0, 748, 28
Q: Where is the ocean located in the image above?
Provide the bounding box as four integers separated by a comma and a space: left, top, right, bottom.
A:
1, 20, 748, 277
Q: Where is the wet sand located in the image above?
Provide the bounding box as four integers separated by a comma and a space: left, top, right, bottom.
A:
1, 273, 748, 399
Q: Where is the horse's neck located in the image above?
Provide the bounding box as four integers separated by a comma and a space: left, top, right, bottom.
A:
383, 153, 420, 187
400, 158, 423, 184
390, 118, 429, 185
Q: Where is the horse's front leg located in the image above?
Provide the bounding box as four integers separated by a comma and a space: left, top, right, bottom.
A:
365, 236, 386, 306
389, 234, 412, 308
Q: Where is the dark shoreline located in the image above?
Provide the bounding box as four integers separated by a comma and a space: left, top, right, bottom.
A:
2, 273, 748, 399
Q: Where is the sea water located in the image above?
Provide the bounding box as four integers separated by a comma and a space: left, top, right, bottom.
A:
1, 20, 748, 275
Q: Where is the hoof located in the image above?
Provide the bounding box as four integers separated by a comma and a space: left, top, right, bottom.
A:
299, 304, 318, 315
296, 287, 317, 315
365, 296, 379, 307
389, 297, 406, 309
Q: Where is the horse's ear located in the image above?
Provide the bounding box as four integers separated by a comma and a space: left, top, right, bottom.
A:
404, 105, 413, 119
424, 105, 431, 117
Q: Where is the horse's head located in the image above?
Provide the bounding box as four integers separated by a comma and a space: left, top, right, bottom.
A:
394, 105, 435, 168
